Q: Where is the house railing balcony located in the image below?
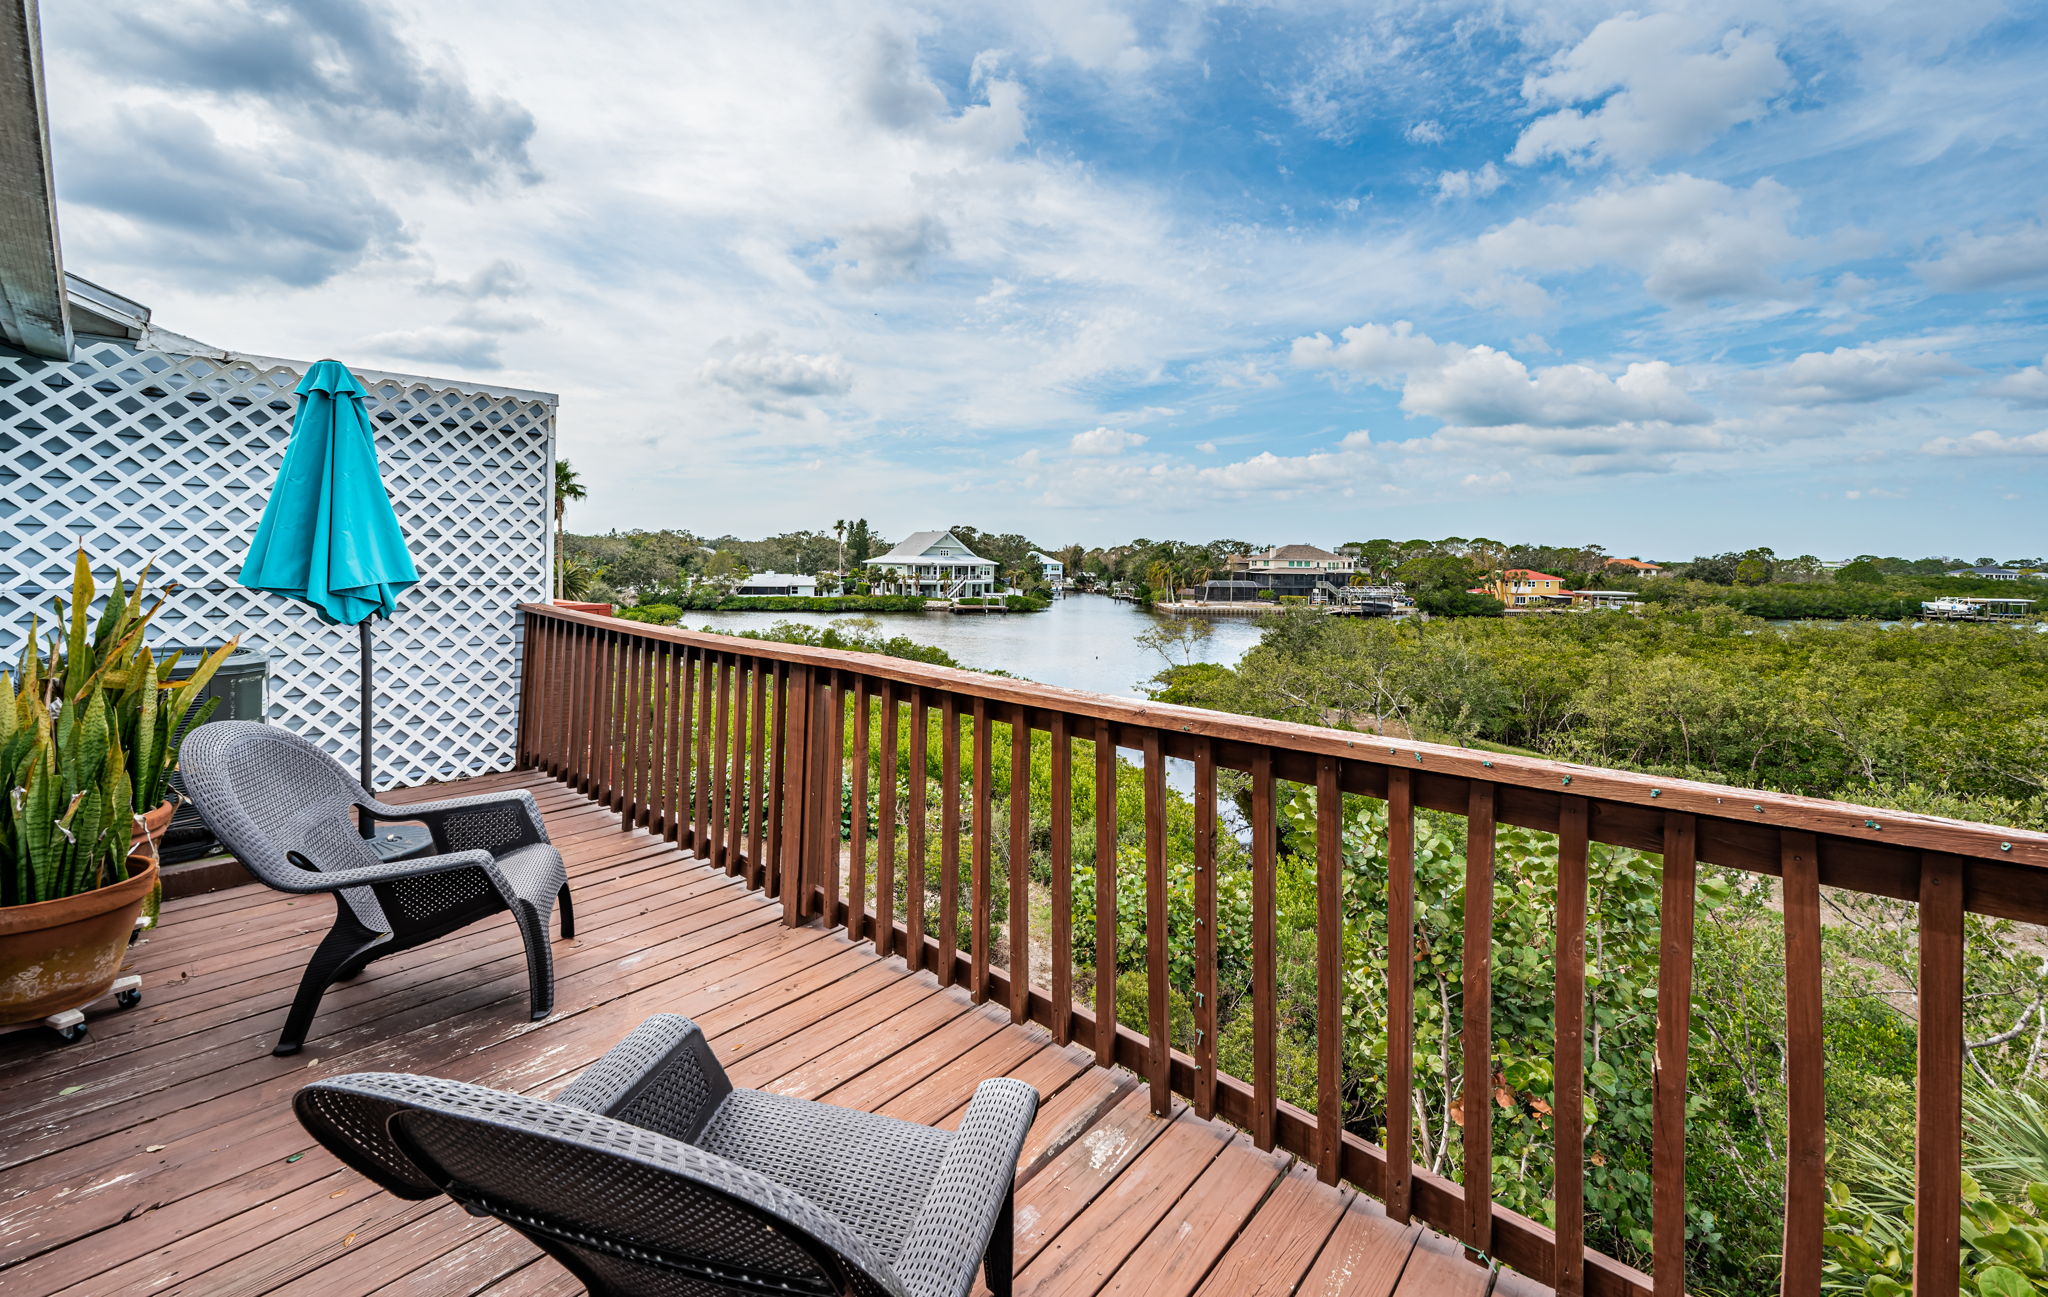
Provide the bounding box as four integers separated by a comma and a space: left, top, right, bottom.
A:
517, 602, 2048, 1297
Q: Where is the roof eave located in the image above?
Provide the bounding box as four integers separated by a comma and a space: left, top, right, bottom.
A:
0, 0, 69, 359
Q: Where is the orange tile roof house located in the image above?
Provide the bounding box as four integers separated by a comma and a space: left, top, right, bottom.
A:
1480, 568, 1571, 607
1605, 558, 1665, 575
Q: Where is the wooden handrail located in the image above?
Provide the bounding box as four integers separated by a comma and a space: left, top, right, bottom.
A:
517, 602, 2032, 1297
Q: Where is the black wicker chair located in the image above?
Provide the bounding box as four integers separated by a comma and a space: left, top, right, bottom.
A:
179, 721, 571, 1056
297, 1014, 1040, 1297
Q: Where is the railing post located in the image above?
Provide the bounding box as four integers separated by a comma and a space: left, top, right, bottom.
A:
1915, 852, 1965, 1297
780, 663, 815, 925
515, 611, 540, 769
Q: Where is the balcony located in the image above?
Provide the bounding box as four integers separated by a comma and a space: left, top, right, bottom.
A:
4, 603, 2043, 1296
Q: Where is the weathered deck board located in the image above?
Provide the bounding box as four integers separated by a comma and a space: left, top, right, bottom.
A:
0, 771, 1516, 1297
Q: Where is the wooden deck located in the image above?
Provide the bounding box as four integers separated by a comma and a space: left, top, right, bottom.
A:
0, 770, 1529, 1297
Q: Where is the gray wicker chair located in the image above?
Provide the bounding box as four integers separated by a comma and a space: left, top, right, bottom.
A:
179, 720, 571, 1056
296, 1014, 1040, 1297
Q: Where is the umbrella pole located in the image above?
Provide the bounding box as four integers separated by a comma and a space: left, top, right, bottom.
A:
358, 620, 374, 795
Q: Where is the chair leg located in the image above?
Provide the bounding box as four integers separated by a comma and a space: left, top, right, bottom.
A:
276, 920, 384, 1056
984, 1184, 1015, 1297
515, 901, 556, 1021
558, 884, 575, 939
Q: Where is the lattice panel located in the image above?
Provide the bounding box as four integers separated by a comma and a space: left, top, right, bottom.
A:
0, 337, 555, 790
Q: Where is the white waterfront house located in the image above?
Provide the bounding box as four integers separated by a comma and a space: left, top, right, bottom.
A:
733, 571, 818, 597
866, 531, 998, 598
1030, 550, 1065, 587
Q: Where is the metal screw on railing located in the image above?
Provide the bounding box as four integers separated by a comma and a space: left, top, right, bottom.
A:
1755, 804, 1765, 812
1561, 775, 1572, 785
2003, 843, 2015, 852
1651, 789, 1662, 798
1482, 760, 1493, 767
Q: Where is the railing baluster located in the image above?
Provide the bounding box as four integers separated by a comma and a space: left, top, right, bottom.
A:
1464, 782, 1496, 1252
603, 631, 624, 809
1555, 794, 1590, 1296
1316, 755, 1343, 1182
608, 632, 631, 818
940, 692, 962, 985
693, 646, 713, 859
906, 686, 928, 973
779, 663, 814, 924
821, 671, 844, 921
849, 677, 870, 945
569, 624, 592, 794
747, 663, 768, 885
1093, 718, 1117, 1067
621, 633, 646, 827
765, 662, 786, 897
973, 697, 993, 1001
712, 653, 732, 872
729, 659, 750, 870
1193, 737, 1218, 1120
1011, 704, 1033, 1025
1050, 713, 1074, 1046
876, 680, 899, 962
1142, 728, 1168, 1112
590, 627, 610, 800
1915, 851, 1965, 1297
674, 646, 693, 846
1386, 765, 1416, 1222
1654, 811, 1698, 1297
674, 645, 694, 849
1251, 746, 1277, 1151
1781, 830, 1823, 1297
644, 640, 663, 829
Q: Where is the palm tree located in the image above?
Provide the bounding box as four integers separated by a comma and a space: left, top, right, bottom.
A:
833, 519, 847, 578
553, 459, 587, 599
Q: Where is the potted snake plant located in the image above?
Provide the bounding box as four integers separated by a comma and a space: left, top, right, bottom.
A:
1, 552, 233, 1031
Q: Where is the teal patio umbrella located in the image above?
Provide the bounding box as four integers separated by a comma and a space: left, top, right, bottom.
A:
239, 360, 418, 792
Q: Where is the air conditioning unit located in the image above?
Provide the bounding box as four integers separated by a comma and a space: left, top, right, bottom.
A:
160, 646, 273, 865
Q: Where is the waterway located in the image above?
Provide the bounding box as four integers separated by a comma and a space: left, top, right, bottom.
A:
674, 592, 1267, 698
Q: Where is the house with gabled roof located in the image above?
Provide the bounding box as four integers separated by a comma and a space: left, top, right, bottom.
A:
865, 530, 998, 598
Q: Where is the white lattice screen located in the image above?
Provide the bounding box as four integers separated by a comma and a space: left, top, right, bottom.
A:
0, 336, 556, 790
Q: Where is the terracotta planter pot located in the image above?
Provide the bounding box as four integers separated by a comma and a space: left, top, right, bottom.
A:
130, 799, 176, 866
0, 812, 168, 1026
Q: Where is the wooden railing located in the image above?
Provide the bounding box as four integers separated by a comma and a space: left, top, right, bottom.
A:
516, 603, 2048, 1296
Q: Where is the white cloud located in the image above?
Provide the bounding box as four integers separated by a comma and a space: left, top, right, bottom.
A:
1293, 320, 1707, 428
698, 336, 854, 413
1765, 345, 1969, 405
1434, 162, 1505, 201
1291, 320, 1451, 380
1460, 173, 1813, 305
1920, 429, 2048, 457
826, 214, 953, 287
360, 325, 508, 371
1916, 221, 2048, 292
1400, 417, 1736, 476
1511, 13, 1790, 168
1188, 431, 1376, 496
1403, 351, 1707, 428
1987, 355, 2048, 407
1405, 119, 1445, 144
1845, 486, 1908, 499
1069, 426, 1148, 455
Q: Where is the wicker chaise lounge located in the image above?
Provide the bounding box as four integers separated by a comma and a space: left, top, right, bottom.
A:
297, 1014, 1041, 1297
180, 721, 571, 1056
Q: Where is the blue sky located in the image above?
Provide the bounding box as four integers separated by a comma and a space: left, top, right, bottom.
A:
38, 1, 2048, 559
